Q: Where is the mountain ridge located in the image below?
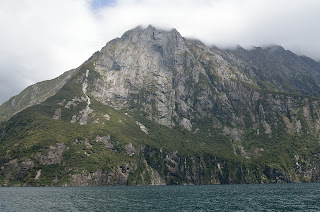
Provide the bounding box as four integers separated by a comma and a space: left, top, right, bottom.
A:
2, 26, 320, 123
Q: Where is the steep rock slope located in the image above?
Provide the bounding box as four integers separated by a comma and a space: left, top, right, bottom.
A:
1, 25, 320, 186
225, 46, 320, 97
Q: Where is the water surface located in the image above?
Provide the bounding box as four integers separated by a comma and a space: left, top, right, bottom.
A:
0, 183, 319, 211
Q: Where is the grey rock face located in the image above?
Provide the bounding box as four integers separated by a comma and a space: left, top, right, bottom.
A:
95, 135, 114, 150
79, 70, 92, 125
91, 25, 185, 126
86, 25, 320, 137
88, 26, 248, 128
37, 143, 66, 165
52, 108, 61, 120
63, 97, 86, 109
135, 121, 148, 134
70, 170, 112, 186
1, 158, 34, 183
34, 169, 42, 180
180, 118, 192, 131
124, 143, 136, 156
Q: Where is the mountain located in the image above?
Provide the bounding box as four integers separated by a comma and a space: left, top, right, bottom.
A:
1, 25, 320, 186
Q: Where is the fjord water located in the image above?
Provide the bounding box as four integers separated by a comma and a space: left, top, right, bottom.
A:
0, 183, 319, 211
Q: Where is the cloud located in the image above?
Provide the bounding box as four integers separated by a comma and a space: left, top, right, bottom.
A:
0, 0, 100, 104
1, 0, 320, 104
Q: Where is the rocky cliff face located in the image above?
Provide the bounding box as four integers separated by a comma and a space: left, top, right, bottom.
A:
87, 26, 320, 147
1, 25, 320, 186
88, 26, 252, 128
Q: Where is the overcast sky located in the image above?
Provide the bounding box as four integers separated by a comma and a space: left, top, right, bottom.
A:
1, 0, 320, 105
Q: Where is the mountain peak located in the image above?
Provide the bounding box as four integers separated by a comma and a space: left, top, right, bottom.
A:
264, 45, 285, 53
120, 25, 183, 42
146, 24, 155, 30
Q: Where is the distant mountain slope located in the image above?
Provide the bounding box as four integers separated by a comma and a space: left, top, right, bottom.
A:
1, 25, 320, 186
0, 69, 76, 123
224, 46, 320, 97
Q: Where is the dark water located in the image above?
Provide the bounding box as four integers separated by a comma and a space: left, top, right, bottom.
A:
0, 183, 319, 211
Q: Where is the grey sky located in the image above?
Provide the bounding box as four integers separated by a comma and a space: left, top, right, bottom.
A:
1, 0, 320, 105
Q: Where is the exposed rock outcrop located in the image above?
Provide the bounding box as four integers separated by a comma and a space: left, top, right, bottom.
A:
37, 143, 66, 165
